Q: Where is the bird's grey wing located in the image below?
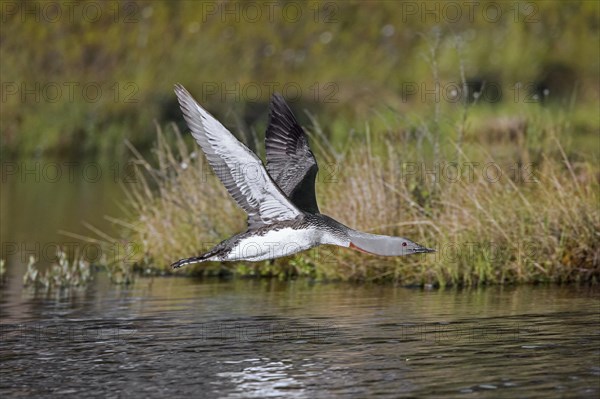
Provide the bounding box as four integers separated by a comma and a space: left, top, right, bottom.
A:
265, 93, 320, 214
174, 84, 301, 228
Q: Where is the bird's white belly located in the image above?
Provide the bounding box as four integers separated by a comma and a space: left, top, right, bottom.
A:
225, 228, 318, 261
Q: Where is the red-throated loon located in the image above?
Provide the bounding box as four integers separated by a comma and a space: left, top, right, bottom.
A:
171, 84, 434, 269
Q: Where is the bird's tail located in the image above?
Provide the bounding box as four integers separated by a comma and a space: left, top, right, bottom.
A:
171, 253, 214, 269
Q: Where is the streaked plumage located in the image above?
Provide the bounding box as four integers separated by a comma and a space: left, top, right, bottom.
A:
171, 84, 434, 269
175, 85, 300, 229
265, 93, 320, 214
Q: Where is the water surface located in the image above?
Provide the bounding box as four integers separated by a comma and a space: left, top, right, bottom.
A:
1, 160, 599, 397
1, 274, 598, 398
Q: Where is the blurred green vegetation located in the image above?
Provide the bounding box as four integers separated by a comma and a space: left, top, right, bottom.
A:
1, 0, 598, 161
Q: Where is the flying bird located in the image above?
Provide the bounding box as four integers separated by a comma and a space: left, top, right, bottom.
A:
171, 84, 434, 269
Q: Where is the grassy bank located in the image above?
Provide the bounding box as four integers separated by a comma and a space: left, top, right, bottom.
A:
108, 101, 599, 287
5, 0, 597, 287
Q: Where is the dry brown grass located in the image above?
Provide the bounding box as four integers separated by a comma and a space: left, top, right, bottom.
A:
318, 143, 599, 285
117, 119, 599, 286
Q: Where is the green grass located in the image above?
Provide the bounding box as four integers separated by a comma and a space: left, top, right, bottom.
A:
106, 100, 599, 286
22, 249, 93, 289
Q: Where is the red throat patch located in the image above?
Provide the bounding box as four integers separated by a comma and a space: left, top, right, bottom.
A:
349, 242, 374, 254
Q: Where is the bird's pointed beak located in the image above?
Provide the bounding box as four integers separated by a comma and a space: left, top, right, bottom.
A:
414, 246, 436, 254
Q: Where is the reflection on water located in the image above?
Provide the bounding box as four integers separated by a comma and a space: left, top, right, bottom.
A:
217, 359, 306, 398
1, 273, 598, 398
0, 162, 126, 267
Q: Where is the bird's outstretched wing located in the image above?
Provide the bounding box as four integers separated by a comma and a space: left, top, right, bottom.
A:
265, 93, 320, 214
174, 84, 301, 228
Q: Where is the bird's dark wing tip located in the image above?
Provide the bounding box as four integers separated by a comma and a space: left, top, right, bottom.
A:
270, 92, 289, 110
271, 91, 284, 101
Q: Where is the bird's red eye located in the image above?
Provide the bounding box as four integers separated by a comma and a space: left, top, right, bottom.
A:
402, 242, 407, 247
